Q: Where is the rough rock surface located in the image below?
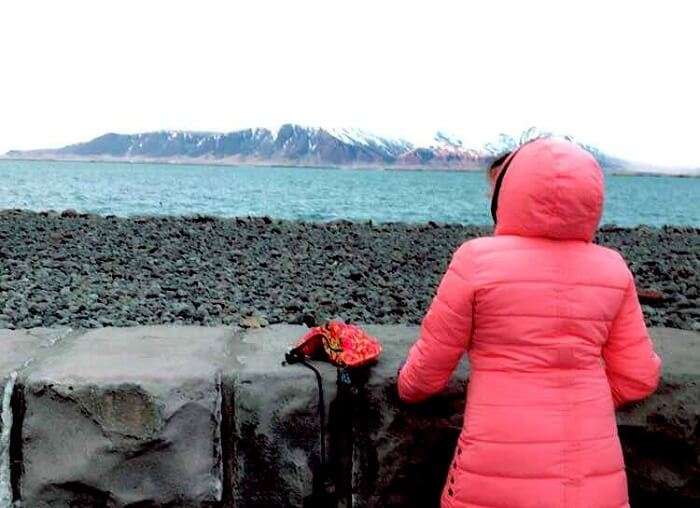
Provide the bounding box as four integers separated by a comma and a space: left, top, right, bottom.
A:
348, 325, 469, 508
1, 329, 43, 507
0, 327, 71, 414
348, 326, 700, 508
0, 325, 697, 507
0, 210, 697, 331
617, 328, 700, 508
17, 326, 236, 507
0, 328, 72, 506
229, 325, 338, 508
0, 328, 72, 381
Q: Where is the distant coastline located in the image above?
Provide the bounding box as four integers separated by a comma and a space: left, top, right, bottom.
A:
0, 154, 485, 172
2, 154, 699, 178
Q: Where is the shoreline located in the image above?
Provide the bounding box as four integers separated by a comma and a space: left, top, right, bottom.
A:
4, 206, 699, 229
0, 155, 485, 173
2, 155, 698, 177
0, 209, 698, 331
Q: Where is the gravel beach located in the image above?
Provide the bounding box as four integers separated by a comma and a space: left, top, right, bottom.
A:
0, 209, 697, 331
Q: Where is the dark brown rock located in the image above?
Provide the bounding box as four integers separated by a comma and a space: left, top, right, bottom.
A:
638, 288, 666, 305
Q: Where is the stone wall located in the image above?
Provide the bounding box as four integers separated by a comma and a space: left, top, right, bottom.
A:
0, 325, 697, 507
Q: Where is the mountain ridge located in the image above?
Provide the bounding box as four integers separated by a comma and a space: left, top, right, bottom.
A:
5, 124, 699, 175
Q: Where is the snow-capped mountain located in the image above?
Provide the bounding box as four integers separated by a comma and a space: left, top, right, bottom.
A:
5, 125, 698, 175
4, 125, 486, 169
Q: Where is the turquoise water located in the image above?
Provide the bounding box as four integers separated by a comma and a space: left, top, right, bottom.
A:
0, 160, 698, 226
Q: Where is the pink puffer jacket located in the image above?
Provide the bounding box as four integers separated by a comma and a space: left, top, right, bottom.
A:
397, 138, 662, 508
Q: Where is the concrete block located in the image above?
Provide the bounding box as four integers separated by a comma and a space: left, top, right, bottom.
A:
18, 326, 235, 507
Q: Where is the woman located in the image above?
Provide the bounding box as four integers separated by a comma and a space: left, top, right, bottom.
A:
397, 138, 661, 508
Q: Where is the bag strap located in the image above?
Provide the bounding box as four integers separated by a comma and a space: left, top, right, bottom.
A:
284, 349, 334, 505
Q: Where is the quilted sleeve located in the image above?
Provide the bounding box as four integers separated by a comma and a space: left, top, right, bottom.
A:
397, 242, 475, 403
603, 269, 662, 408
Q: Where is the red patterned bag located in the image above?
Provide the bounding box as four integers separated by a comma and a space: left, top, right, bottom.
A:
284, 320, 381, 504
291, 320, 382, 368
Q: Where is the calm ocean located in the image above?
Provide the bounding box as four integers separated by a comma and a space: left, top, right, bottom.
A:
1, 160, 698, 226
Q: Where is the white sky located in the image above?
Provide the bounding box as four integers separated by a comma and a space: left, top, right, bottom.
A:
1, 0, 698, 167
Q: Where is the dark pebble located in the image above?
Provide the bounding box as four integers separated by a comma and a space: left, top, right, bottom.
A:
0, 211, 697, 331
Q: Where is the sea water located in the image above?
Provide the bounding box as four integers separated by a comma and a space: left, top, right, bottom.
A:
0, 160, 698, 226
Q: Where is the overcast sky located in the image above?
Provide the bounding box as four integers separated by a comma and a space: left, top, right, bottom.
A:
1, 0, 698, 167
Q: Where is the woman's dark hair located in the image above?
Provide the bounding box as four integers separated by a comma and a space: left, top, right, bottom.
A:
487, 151, 512, 181
489, 138, 540, 223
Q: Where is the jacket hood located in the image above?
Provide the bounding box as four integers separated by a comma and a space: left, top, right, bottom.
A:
493, 138, 604, 242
